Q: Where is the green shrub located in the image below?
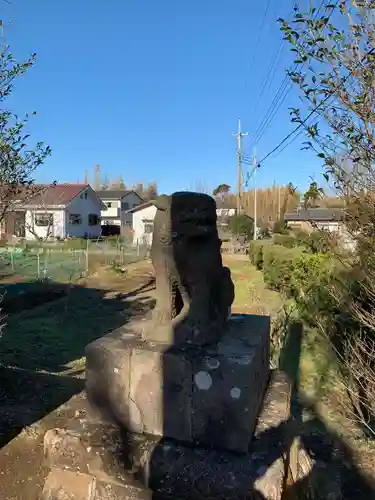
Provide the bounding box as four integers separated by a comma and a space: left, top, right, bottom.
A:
249, 241, 264, 269
291, 252, 336, 316
249, 240, 273, 269
273, 218, 288, 234
302, 230, 337, 254
262, 244, 305, 295
272, 233, 298, 248
228, 215, 254, 239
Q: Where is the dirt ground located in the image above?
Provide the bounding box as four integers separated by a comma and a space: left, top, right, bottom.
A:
0, 256, 374, 499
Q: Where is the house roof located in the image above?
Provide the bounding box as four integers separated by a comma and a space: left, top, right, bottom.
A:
284, 208, 346, 222
124, 200, 155, 214
15, 184, 106, 209
95, 189, 143, 201
24, 184, 89, 207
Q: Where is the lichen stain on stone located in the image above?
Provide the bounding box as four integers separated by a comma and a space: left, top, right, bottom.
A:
205, 358, 220, 370
230, 387, 241, 399
194, 371, 212, 390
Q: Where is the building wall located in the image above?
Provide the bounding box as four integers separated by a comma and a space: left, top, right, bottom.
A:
130, 205, 240, 246
101, 198, 121, 220
65, 188, 102, 238
216, 208, 236, 217
100, 192, 143, 225
132, 205, 157, 245
25, 209, 65, 240
286, 220, 356, 251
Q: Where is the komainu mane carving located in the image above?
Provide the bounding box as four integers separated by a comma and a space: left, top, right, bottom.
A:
147, 191, 234, 346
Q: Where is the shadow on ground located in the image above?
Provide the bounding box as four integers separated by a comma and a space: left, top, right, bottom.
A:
279, 320, 375, 499
0, 278, 155, 448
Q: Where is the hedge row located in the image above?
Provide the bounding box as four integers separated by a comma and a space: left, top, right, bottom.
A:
249, 241, 335, 306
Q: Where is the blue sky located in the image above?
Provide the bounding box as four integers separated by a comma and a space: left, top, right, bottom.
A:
4, 0, 323, 194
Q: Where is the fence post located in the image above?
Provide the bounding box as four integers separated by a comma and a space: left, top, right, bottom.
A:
44, 248, 48, 278
10, 250, 14, 272
37, 249, 41, 279
85, 239, 89, 276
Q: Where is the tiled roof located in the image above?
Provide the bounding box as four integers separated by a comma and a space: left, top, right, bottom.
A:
96, 190, 143, 201
124, 201, 155, 213
284, 208, 346, 222
25, 184, 88, 207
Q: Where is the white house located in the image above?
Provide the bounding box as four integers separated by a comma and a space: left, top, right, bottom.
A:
284, 207, 355, 251
216, 208, 236, 218
95, 190, 143, 229
6, 184, 106, 240
284, 208, 346, 233
126, 201, 157, 246
126, 201, 236, 247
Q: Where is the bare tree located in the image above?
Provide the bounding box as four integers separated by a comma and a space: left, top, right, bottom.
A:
188, 180, 210, 194
0, 44, 51, 230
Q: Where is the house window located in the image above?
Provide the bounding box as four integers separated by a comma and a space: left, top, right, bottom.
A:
107, 202, 112, 208
122, 202, 129, 210
88, 214, 99, 226
34, 213, 53, 227
69, 214, 82, 225
144, 222, 154, 234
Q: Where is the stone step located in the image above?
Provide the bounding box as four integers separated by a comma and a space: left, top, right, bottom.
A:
40, 371, 310, 500
42, 468, 151, 500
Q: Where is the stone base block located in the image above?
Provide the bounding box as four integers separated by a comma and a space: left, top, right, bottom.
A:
41, 371, 301, 500
41, 468, 150, 500
86, 314, 270, 453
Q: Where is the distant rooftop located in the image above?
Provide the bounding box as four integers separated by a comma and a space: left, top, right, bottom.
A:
18, 184, 90, 207
124, 200, 155, 213
95, 189, 143, 201
284, 208, 346, 222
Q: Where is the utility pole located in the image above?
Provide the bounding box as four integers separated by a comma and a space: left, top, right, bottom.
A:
253, 151, 258, 240
233, 118, 248, 215
278, 184, 281, 220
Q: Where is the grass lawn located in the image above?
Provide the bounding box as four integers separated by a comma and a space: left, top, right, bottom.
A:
0, 255, 373, 498
223, 255, 285, 317
0, 261, 155, 447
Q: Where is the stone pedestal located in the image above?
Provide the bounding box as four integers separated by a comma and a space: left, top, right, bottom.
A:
85, 314, 270, 454
41, 371, 301, 500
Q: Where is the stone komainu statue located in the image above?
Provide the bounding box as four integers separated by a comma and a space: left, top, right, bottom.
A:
148, 191, 234, 346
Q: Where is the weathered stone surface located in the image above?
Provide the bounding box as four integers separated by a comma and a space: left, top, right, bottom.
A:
129, 343, 192, 440
86, 314, 270, 453
94, 480, 151, 500
44, 371, 296, 500
44, 424, 142, 487
41, 469, 94, 500
41, 468, 151, 500
147, 191, 235, 346
86, 330, 135, 425
191, 314, 270, 451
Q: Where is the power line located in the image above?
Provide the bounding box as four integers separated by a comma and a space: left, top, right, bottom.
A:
251, 1, 300, 139
252, 37, 285, 120
258, 45, 375, 165
253, 0, 331, 146
248, 0, 273, 71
